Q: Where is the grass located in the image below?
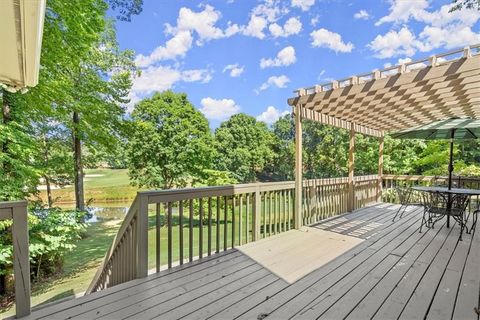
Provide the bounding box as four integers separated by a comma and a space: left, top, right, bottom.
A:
37, 169, 139, 204
0, 220, 121, 318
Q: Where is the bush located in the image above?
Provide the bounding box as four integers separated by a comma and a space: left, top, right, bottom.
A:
0, 205, 86, 281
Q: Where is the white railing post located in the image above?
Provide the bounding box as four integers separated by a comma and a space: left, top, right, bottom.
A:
136, 195, 149, 279
0, 201, 30, 318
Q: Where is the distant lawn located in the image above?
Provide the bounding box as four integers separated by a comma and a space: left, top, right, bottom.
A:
38, 168, 139, 204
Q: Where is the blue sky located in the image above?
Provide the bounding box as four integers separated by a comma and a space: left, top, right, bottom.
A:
113, 0, 480, 128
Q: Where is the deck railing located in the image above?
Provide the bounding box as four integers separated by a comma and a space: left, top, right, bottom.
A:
0, 201, 30, 318
382, 174, 480, 213
86, 175, 379, 294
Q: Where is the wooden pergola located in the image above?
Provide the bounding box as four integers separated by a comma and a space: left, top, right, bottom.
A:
288, 44, 480, 228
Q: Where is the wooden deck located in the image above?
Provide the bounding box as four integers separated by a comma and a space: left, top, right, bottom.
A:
23, 203, 479, 320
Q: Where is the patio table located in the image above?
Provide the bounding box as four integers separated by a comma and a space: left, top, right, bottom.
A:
412, 186, 480, 228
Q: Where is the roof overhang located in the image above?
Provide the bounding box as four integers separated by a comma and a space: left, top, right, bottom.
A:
0, 0, 46, 92
288, 45, 480, 137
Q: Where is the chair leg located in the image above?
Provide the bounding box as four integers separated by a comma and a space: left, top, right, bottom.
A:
470, 211, 478, 234
392, 204, 405, 222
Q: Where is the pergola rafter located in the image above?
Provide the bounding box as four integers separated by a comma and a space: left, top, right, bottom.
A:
290, 44, 480, 224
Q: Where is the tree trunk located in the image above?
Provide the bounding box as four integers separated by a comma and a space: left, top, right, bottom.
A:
45, 175, 53, 208
42, 135, 53, 207
72, 111, 85, 211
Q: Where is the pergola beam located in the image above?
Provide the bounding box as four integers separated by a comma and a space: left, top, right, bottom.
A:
288, 45, 480, 133
297, 105, 382, 138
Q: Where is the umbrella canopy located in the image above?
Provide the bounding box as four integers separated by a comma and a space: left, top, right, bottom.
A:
391, 118, 480, 140
391, 117, 480, 190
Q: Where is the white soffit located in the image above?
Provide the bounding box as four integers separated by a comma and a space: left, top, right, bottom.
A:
0, 0, 46, 91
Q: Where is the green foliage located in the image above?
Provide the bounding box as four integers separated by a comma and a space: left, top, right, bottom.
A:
302, 120, 349, 178
127, 91, 214, 189
450, 0, 480, 11
0, 91, 42, 201
268, 114, 295, 181
214, 114, 276, 183
383, 135, 425, 175
0, 206, 86, 278
196, 169, 238, 187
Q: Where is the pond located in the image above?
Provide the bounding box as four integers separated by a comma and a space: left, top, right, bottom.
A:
59, 202, 131, 223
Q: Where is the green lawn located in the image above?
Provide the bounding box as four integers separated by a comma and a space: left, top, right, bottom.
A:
38, 168, 139, 204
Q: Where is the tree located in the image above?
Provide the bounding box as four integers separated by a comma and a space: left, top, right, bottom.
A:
0, 91, 39, 201
450, 0, 480, 11
268, 114, 295, 181
127, 91, 214, 189
214, 114, 276, 183
32, 121, 73, 207
302, 120, 349, 178
22, 1, 137, 210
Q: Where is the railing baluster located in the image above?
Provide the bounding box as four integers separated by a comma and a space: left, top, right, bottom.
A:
232, 196, 236, 248
168, 202, 173, 268
156, 203, 161, 273
179, 201, 184, 265
208, 197, 212, 256
189, 199, 193, 262
239, 194, 243, 245
224, 196, 228, 251
199, 198, 203, 259
263, 192, 267, 238
246, 194, 250, 243
216, 196, 220, 253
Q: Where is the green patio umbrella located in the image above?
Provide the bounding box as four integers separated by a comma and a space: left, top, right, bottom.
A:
391, 117, 480, 190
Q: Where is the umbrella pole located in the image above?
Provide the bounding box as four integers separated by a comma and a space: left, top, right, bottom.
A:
448, 134, 454, 190
447, 129, 455, 228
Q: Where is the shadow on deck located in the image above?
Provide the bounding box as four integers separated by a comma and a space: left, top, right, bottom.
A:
22, 203, 480, 320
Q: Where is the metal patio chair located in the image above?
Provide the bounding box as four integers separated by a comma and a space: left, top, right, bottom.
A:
392, 186, 420, 222
419, 191, 447, 233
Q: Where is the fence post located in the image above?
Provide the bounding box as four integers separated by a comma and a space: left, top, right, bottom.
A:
253, 185, 261, 241
295, 104, 303, 228
136, 194, 149, 278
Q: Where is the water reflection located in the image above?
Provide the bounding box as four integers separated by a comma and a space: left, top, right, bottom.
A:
85, 206, 129, 223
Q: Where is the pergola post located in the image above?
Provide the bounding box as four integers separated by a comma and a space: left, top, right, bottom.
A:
377, 134, 384, 202
348, 123, 355, 212
294, 104, 303, 229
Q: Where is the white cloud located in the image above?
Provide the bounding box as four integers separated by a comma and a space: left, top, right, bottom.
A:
291, 0, 315, 11
131, 66, 182, 94
200, 97, 240, 121
135, 31, 193, 67
310, 28, 354, 53
269, 17, 302, 38
135, 5, 239, 67
181, 69, 213, 83
260, 46, 296, 68
376, 0, 429, 26
354, 10, 370, 20
371, 1, 480, 58
256, 106, 290, 124
129, 66, 213, 108
223, 64, 245, 77
257, 75, 290, 92
376, 0, 480, 27
243, 0, 290, 39
310, 15, 319, 26
243, 15, 268, 39
420, 25, 480, 50
368, 27, 427, 58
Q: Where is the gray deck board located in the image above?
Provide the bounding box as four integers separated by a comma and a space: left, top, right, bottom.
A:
23, 203, 480, 320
